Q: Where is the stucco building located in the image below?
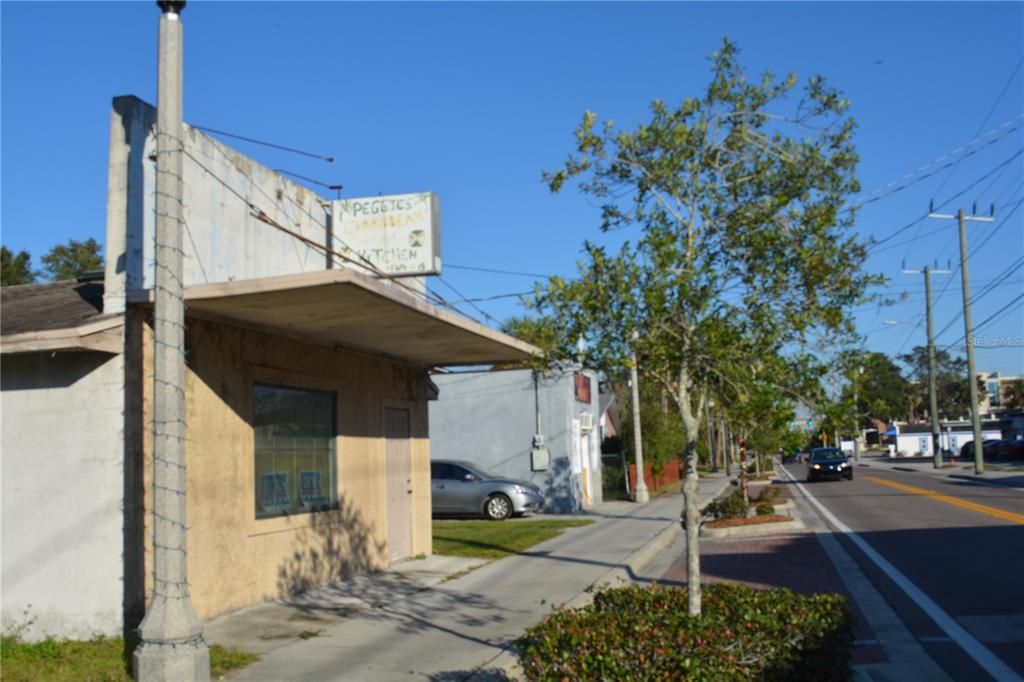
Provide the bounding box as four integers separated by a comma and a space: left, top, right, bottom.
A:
0, 97, 534, 640
429, 367, 602, 513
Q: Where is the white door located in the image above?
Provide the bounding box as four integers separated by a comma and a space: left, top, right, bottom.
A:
385, 407, 412, 562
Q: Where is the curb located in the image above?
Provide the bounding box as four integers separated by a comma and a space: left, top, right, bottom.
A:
699, 517, 803, 539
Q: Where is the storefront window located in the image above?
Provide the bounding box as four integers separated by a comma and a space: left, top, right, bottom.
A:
254, 383, 336, 518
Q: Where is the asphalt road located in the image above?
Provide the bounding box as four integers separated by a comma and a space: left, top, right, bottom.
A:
782, 461, 1024, 682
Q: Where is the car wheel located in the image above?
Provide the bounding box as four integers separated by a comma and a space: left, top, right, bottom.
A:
484, 494, 512, 521
846, 471, 854, 481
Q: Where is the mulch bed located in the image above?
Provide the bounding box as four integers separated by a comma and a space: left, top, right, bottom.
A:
705, 514, 793, 529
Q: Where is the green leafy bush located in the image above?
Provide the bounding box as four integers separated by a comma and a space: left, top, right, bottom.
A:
755, 500, 776, 515
755, 486, 781, 502
702, 489, 749, 520
519, 584, 853, 682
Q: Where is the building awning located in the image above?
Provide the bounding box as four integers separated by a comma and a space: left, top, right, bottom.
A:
129, 269, 539, 367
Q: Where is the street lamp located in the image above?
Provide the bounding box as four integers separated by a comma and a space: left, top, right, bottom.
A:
629, 331, 650, 503
853, 365, 864, 462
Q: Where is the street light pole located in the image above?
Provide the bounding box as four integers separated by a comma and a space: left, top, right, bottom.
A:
629, 331, 650, 503
134, 3, 209, 680
853, 365, 863, 462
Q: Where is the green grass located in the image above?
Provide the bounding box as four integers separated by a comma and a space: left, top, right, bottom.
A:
0, 636, 258, 681
210, 644, 260, 678
433, 518, 594, 559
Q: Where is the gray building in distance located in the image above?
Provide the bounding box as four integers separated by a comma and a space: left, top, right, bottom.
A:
429, 367, 602, 513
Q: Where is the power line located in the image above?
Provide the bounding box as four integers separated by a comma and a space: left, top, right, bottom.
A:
931, 256, 1024, 341
930, 58, 1024, 199
445, 263, 553, 279
964, 196, 1024, 259
852, 114, 1024, 210
435, 276, 499, 325
192, 124, 334, 163
450, 290, 535, 303
868, 148, 1022, 252
181, 146, 486, 322
942, 291, 1024, 351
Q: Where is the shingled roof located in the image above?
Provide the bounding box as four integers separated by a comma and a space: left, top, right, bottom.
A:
1, 278, 123, 353
1, 279, 113, 335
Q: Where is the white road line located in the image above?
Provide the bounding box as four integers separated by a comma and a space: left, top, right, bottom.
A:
780, 465, 1023, 682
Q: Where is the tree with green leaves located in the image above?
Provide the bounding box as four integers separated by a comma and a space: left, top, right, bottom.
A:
500, 315, 562, 370
40, 238, 103, 281
620, 381, 687, 487
898, 346, 981, 421
533, 39, 877, 615
1, 246, 38, 286
1003, 379, 1024, 410
852, 351, 911, 426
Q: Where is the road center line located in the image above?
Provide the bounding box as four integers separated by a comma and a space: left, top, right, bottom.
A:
780, 466, 1023, 682
865, 476, 1024, 525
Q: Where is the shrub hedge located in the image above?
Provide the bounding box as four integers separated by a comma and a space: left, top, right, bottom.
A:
702, 489, 749, 520
519, 583, 853, 682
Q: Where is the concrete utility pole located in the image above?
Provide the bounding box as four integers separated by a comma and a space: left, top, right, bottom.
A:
134, 2, 210, 680
902, 264, 951, 470
629, 332, 650, 503
852, 364, 863, 462
928, 204, 994, 475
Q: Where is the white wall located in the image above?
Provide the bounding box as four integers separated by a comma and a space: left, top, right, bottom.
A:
894, 429, 1002, 456
1, 352, 125, 640
104, 96, 340, 315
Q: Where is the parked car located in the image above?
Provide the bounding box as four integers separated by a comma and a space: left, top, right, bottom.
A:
994, 439, 1024, 460
806, 447, 853, 482
430, 459, 545, 520
959, 439, 1001, 459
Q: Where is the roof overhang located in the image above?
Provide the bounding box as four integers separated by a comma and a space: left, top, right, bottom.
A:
1, 317, 124, 355
128, 269, 539, 367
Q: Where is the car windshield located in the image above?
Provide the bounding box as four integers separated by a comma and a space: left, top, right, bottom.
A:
810, 449, 843, 461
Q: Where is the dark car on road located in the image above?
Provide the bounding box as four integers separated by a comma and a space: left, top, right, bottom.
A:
806, 447, 853, 482
430, 460, 545, 520
994, 439, 1024, 460
959, 439, 1001, 460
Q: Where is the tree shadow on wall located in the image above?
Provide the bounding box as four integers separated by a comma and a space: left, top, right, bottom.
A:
275, 495, 387, 599
540, 456, 577, 514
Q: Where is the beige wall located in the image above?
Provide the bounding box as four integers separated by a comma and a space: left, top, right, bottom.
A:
139, 317, 432, 620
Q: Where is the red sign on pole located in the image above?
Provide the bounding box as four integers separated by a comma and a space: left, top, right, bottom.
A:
574, 372, 592, 403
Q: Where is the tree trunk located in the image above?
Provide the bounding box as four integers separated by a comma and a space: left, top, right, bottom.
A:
677, 368, 702, 617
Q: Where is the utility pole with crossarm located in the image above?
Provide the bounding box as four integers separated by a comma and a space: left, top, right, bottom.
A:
901, 262, 951, 470
927, 202, 995, 475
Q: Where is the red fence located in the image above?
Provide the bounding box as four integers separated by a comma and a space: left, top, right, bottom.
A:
627, 457, 683, 496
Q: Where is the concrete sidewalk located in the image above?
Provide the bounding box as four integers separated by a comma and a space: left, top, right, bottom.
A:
210, 473, 730, 681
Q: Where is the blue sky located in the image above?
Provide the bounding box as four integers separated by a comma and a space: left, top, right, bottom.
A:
2, 2, 1022, 375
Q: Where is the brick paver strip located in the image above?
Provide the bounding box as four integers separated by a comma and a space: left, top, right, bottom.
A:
662, 532, 885, 665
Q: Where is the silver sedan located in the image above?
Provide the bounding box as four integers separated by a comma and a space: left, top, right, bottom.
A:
430, 459, 545, 520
